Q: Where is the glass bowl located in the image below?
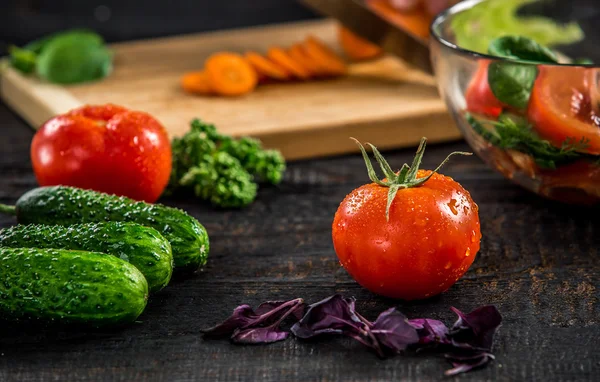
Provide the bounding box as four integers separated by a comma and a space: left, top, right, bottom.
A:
430, 0, 600, 205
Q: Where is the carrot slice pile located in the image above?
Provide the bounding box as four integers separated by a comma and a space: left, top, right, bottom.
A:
180, 36, 348, 96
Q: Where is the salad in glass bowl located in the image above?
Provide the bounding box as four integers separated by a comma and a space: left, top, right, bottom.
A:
430, 0, 600, 204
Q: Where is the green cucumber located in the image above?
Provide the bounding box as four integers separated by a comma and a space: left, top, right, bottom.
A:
0, 247, 148, 327
0, 186, 209, 272
0, 222, 173, 293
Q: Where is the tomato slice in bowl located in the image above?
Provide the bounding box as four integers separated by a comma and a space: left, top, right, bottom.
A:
465, 60, 503, 118
527, 66, 600, 155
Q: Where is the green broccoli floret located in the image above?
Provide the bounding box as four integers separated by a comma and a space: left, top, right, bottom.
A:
167, 119, 285, 208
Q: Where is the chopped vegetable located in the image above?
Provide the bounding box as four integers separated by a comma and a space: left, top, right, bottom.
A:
181, 71, 213, 95
465, 60, 504, 118
203, 294, 503, 377
288, 44, 324, 76
337, 25, 383, 61
9, 29, 113, 84
245, 51, 290, 81
367, 0, 432, 40
528, 67, 600, 155
169, 119, 286, 208
302, 36, 347, 76
267, 47, 310, 80
205, 52, 258, 96
332, 138, 480, 300
450, 0, 584, 54
466, 113, 591, 169
31, 104, 172, 203
181, 37, 347, 96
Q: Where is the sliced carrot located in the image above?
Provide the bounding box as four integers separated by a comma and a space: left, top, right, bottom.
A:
245, 51, 290, 81
367, 0, 431, 40
337, 25, 383, 61
205, 52, 258, 96
267, 47, 311, 80
302, 36, 347, 75
181, 71, 213, 95
288, 44, 324, 77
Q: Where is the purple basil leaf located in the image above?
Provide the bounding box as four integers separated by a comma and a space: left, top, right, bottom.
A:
291, 303, 307, 321
291, 294, 364, 339
371, 308, 419, 353
449, 305, 502, 350
254, 301, 288, 316
408, 318, 450, 345
201, 304, 258, 338
444, 352, 495, 376
202, 298, 304, 340
231, 327, 290, 344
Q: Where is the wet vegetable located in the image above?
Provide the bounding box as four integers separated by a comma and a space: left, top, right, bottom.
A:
0, 247, 148, 327
31, 104, 172, 203
332, 138, 480, 300
0, 186, 209, 272
0, 222, 173, 292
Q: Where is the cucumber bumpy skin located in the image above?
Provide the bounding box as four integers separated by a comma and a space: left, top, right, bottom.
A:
0, 222, 173, 293
0, 247, 148, 327
13, 186, 209, 272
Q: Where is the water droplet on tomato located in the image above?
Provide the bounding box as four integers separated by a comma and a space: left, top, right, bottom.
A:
471, 231, 478, 243
464, 248, 471, 257
447, 199, 459, 215
444, 261, 452, 269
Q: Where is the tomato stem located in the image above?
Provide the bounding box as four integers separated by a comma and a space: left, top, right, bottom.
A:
351, 137, 472, 221
0, 204, 16, 216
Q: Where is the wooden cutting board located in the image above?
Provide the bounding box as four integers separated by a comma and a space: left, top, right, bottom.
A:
0, 19, 460, 160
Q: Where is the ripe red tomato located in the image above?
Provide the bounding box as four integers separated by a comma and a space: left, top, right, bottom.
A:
31, 104, 172, 202
465, 60, 503, 118
528, 67, 600, 155
332, 143, 481, 301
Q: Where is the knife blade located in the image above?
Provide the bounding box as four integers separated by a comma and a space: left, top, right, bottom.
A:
300, 0, 433, 74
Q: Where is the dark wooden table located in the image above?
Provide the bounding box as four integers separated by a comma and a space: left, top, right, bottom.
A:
0, 100, 598, 381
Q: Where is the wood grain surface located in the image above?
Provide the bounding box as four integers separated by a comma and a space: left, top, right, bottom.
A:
0, 20, 461, 160
0, 102, 598, 382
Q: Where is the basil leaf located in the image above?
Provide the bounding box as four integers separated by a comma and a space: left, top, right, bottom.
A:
487, 36, 559, 64
487, 62, 537, 110
8, 46, 37, 74
36, 34, 112, 84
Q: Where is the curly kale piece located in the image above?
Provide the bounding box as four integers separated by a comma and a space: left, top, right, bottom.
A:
180, 152, 257, 208
168, 119, 285, 208
219, 137, 286, 184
